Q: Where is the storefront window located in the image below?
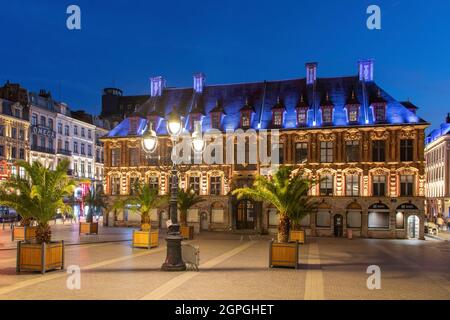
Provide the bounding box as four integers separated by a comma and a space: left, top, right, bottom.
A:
316, 211, 331, 227
368, 211, 390, 229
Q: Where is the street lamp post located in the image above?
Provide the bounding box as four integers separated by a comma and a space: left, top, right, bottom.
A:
141, 110, 204, 271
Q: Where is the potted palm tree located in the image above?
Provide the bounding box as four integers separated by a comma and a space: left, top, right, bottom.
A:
178, 188, 204, 239
0, 159, 75, 274
114, 183, 168, 249
232, 166, 316, 269
79, 189, 107, 235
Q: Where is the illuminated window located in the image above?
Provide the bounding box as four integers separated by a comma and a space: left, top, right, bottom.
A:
297, 109, 307, 125
320, 142, 333, 163
345, 174, 360, 196
368, 212, 389, 229
211, 113, 221, 129
111, 176, 121, 195
374, 105, 386, 122
189, 176, 200, 194
241, 113, 250, 127
320, 174, 334, 196
210, 176, 221, 195
111, 148, 120, 167
149, 176, 159, 190
273, 111, 283, 126
348, 106, 359, 123
322, 107, 333, 124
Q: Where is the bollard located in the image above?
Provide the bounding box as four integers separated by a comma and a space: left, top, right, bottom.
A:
347, 229, 353, 239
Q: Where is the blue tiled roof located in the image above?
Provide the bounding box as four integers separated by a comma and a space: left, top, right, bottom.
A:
426, 123, 450, 144
107, 76, 427, 138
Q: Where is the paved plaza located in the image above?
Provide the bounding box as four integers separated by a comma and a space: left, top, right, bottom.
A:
0, 223, 449, 300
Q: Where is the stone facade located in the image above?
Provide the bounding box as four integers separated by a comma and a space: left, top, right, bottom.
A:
101, 62, 429, 239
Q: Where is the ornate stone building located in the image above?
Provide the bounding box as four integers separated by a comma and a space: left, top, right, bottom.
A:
101, 61, 429, 239
425, 114, 450, 221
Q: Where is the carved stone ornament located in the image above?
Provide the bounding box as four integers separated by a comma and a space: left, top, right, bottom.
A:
344, 129, 362, 141
370, 129, 389, 140
318, 132, 336, 142
294, 134, 309, 143
400, 127, 417, 139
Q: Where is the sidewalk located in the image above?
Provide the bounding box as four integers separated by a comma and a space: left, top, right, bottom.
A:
0, 221, 135, 250
425, 230, 450, 242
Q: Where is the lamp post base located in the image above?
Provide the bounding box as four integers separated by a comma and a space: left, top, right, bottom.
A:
161, 234, 186, 272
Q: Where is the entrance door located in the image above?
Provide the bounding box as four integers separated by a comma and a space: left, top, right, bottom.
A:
334, 214, 344, 237
200, 212, 209, 231
236, 200, 255, 230
407, 215, 420, 239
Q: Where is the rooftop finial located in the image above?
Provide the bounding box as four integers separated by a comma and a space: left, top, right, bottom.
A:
446, 113, 450, 124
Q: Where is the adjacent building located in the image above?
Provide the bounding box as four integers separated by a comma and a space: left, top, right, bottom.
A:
29, 90, 59, 169
425, 114, 450, 220
101, 60, 429, 239
0, 98, 29, 178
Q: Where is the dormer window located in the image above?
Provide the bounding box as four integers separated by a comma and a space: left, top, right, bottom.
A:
210, 100, 225, 130
211, 112, 221, 129
189, 113, 202, 131
129, 117, 139, 134
273, 111, 283, 126
346, 91, 360, 124
296, 94, 309, 126
241, 112, 251, 128
189, 101, 205, 131
240, 99, 255, 129
271, 97, 285, 128
371, 90, 387, 123
321, 93, 334, 125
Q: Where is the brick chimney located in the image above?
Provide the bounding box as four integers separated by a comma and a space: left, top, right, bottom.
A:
193, 73, 205, 93
358, 59, 374, 82
306, 62, 317, 85
150, 76, 164, 97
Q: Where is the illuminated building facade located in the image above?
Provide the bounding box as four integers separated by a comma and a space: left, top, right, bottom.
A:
0, 98, 29, 179
102, 61, 429, 239
425, 114, 450, 220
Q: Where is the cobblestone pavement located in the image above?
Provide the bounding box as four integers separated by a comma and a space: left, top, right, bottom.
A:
0, 226, 449, 300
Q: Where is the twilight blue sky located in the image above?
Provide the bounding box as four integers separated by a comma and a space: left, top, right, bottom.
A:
0, 0, 449, 131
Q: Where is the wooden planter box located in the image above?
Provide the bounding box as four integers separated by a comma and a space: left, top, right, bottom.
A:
180, 226, 194, 240
269, 240, 299, 269
12, 226, 37, 241
79, 222, 98, 235
17, 241, 65, 274
132, 230, 159, 249
289, 230, 306, 244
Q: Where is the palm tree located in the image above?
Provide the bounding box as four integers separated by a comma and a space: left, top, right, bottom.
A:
0, 159, 75, 243
83, 189, 108, 223
177, 188, 204, 226
121, 183, 168, 229
232, 166, 317, 243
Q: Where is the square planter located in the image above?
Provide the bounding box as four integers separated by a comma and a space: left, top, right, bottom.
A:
12, 226, 37, 242
17, 241, 65, 274
132, 230, 159, 249
180, 226, 194, 240
79, 222, 98, 235
269, 240, 299, 269
289, 230, 306, 244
